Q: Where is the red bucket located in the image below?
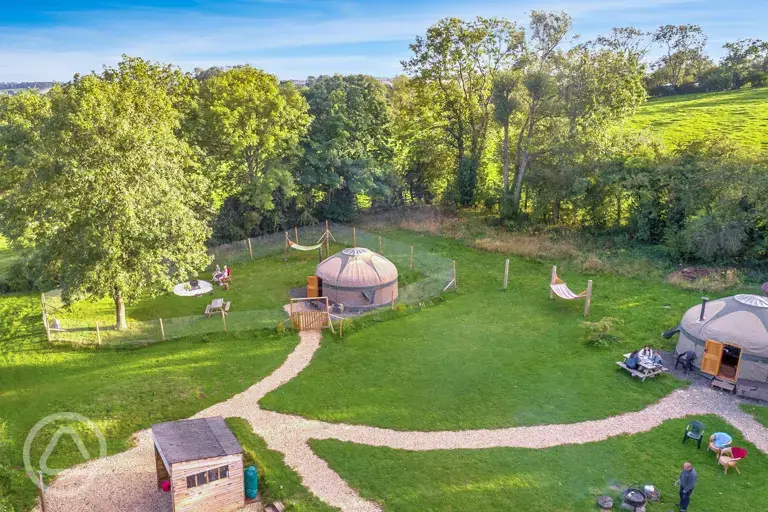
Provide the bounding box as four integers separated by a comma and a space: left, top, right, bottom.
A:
161, 480, 171, 492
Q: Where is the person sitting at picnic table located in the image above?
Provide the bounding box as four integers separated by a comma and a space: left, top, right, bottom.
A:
626, 350, 640, 370
213, 264, 224, 283
639, 344, 664, 366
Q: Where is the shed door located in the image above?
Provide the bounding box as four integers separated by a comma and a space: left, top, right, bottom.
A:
701, 339, 724, 376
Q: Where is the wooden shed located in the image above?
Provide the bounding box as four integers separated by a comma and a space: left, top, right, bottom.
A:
152, 417, 245, 512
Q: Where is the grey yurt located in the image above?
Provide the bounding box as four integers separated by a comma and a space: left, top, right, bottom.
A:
674, 294, 768, 383
314, 247, 398, 311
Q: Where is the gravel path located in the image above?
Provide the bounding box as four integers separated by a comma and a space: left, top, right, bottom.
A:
39, 326, 768, 512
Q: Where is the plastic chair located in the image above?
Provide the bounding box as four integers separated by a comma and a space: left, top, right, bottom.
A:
718, 447, 747, 474
682, 421, 705, 449
675, 351, 696, 372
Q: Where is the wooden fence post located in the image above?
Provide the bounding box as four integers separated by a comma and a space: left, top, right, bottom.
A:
378, 235, 382, 254
503, 258, 510, 290
38, 471, 46, 512
325, 220, 330, 257
284, 232, 289, 262
353, 227, 357, 248
41, 293, 51, 342
549, 266, 557, 299
584, 280, 593, 318
95, 321, 102, 345
339, 317, 344, 338
247, 238, 253, 260
453, 260, 457, 289
159, 318, 166, 341
221, 310, 228, 332
295, 226, 299, 245
409, 245, 414, 269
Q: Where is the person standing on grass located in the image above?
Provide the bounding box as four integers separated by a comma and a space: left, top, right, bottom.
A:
676, 461, 697, 511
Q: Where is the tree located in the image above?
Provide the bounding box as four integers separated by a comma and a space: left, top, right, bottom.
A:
490, 71, 521, 196
403, 17, 525, 206
0, 57, 212, 329
195, 66, 311, 214
652, 24, 708, 88
299, 75, 393, 220
721, 39, 768, 89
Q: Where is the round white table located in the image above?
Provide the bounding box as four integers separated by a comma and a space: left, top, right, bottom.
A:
173, 280, 213, 297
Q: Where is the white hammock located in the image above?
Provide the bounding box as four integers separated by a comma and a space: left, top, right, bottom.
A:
549, 266, 593, 317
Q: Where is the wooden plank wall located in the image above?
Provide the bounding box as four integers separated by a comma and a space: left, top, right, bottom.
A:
290, 310, 329, 331
171, 454, 244, 512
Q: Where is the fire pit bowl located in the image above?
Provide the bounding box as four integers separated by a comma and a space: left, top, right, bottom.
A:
622, 488, 647, 511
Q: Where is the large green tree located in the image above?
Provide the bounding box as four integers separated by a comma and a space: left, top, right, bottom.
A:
0, 57, 212, 329
299, 74, 393, 220
651, 24, 708, 89
403, 17, 525, 206
194, 66, 311, 213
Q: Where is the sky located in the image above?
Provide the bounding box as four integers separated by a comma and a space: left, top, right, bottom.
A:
1, 0, 766, 82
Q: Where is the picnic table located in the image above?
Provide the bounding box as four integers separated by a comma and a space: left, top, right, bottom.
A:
204, 298, 230, 317
616, 352, 668, 381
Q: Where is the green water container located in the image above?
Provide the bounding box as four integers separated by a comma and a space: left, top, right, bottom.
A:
244, 465, 258, 499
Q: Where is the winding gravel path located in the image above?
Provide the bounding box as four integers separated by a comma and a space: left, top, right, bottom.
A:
39, 327, 768, 512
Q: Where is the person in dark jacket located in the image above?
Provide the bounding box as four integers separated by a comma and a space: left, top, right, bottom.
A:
626, 350, 640, 369
677, 461, 697, 511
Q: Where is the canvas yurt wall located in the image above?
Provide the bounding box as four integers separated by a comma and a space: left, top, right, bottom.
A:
315, 247, 398, 311
675, 294, 768, 383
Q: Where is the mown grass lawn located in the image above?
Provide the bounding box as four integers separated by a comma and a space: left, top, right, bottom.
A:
226, 418, 337, 511
260, 229, 719, 430
312, 415, 767, 511
628, 88, 768, 151
741, 404, 768, 428
0, 290, 298, 511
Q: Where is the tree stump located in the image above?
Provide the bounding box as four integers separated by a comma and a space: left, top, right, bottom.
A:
597, 495, 613, 510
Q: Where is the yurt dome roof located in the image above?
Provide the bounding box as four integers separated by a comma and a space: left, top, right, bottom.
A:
315, 247, 398, 288
680, 294, 768, 358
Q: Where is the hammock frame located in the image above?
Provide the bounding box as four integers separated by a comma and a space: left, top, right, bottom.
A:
549, 265, 592, 318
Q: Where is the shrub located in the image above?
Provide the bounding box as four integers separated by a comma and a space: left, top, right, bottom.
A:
582, 317, 622, 349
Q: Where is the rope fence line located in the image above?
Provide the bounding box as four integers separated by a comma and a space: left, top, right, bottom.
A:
41, 223, 456, 347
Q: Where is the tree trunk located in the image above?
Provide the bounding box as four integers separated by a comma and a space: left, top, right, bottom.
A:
502, 122, 510, 194
114, 288, 127, 330
512, 107, 537, 214
512, 152, 529, 213
616, 193, 622, 227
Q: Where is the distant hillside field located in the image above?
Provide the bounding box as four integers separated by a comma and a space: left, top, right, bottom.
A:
628, 88, 768, 151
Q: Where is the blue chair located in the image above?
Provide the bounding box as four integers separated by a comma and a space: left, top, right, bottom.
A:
682, 421, 705, 449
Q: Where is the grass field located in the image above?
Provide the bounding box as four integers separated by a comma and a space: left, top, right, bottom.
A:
260, 230, 715, 431
312, 415, 767, 511
741, 404, 768, 428
628, 88, 768, 151
226, 418, 336, 511
0, 289, 299, 510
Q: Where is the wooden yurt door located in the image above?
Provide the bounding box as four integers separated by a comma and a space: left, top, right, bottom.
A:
307, 276, 319, 298
701, 339, 724, 376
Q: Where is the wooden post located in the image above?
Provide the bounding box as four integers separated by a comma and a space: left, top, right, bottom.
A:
290, 300, 294, 329
549, 266, 557, 299
409, 245, 414, 269
247, 238, 253, 260
339, 317, 344, 338
295, 226, 299, 245
353, 227, 357, 248
221, 309, 228, 332
325, 220, 330, 258
503, 258, 510, 290
391, 288, 395, 310
95, 321, 102, 345
453, 260, 457, 289
41, 293, 51, 342
284, 232, 289, 262
584, 280, 593, 318
159, 318, 166, 341
378, 235, 382, 254
38, 471, 46, 512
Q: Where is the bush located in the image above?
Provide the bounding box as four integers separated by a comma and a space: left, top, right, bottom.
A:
457, 157, 477, 207
582, 317, 622, 348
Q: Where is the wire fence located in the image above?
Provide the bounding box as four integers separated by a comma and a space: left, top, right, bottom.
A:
41, 223, 456, 347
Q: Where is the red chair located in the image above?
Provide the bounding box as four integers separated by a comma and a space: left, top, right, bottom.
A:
718, 447, 747, 474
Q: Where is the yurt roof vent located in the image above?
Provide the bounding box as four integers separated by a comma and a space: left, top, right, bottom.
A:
698, 297, 709, 322
735, 294, 768, 308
